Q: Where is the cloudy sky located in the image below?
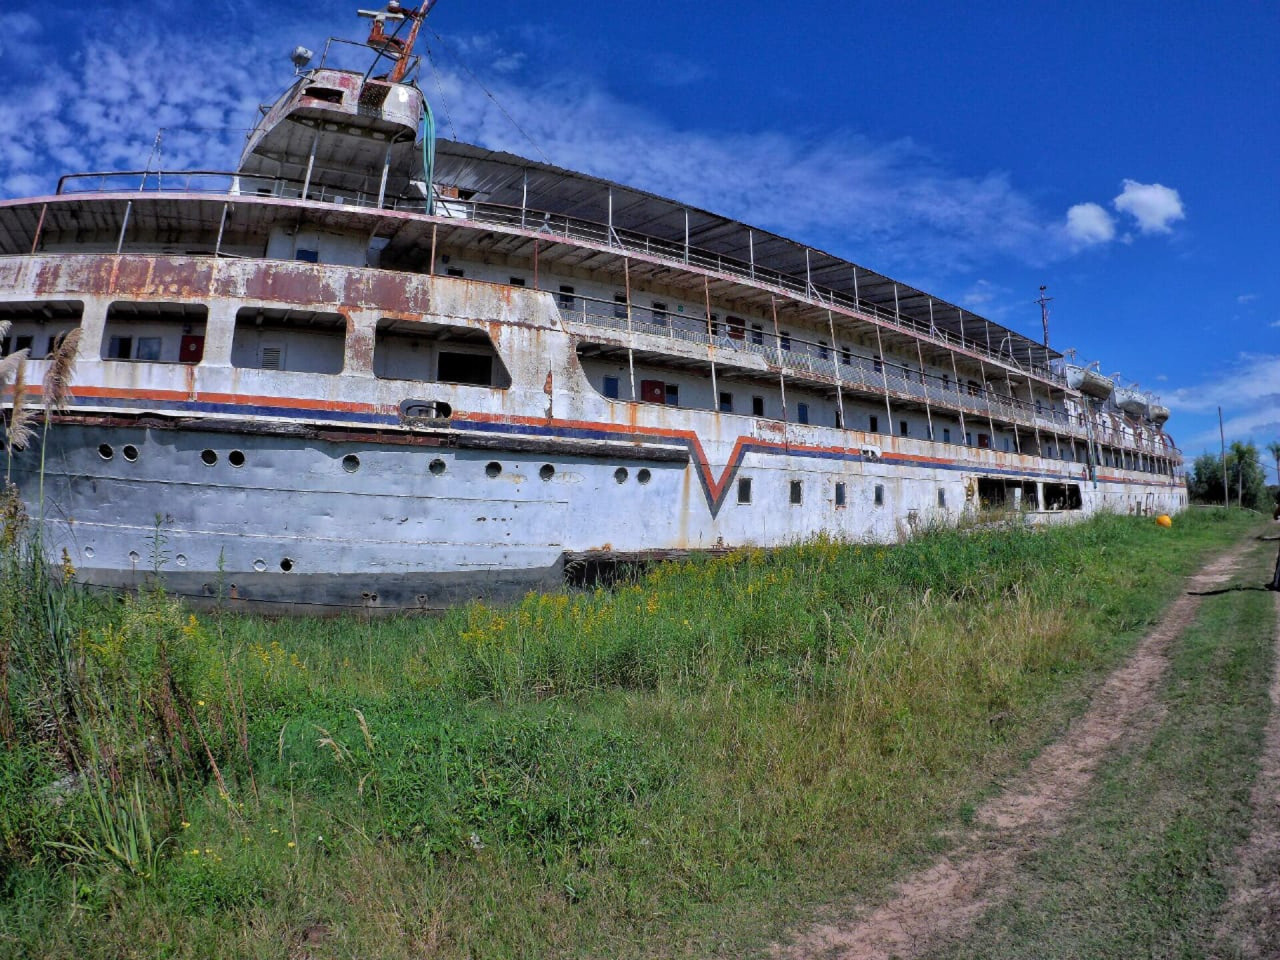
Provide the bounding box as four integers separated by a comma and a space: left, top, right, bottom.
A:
1, 0, 1276, 470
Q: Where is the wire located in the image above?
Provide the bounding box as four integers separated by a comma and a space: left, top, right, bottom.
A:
427, 28, 552, 165
424, 44, 459, 142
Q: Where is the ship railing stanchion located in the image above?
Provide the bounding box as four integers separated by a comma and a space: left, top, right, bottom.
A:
976, 358, 998, 450
215, 202, 228, 258
624, 258, 636, 401
771, 295, 789, 449
915, 335, 934, 444
429, 224, 437, 276
116, 200, 132, 255
301, 131, 319, 201
826, 308, 847, 450
872, 322, 893, 443
704, 275, 718, 405
949, 345, 968, 450
30, 203, 46, 254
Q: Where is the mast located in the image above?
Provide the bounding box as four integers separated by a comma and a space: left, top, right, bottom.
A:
361, 1, 440, 82
1036, 285, 1052, 348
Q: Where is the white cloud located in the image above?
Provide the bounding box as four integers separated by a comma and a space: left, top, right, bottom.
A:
1062, 202, 1116, 246
1113, 179, 1185, 234
1238, 293, 1259, 304
1168, 353, 1280, 451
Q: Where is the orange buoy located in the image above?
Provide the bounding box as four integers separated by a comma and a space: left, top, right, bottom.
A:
1156, 515, 1172, 528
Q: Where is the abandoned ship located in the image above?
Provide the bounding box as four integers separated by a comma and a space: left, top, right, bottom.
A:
0, 2, 1185, 610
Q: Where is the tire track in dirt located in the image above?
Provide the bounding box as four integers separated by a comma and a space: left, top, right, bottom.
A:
1212, 588, 1280, 960
774, 543, 1251, 960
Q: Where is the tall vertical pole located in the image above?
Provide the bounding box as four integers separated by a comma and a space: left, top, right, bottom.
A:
428, 223, 437, 276
30, 203, 47, 254
214, 202, 228, 257
827, 309, 845, 436
771, 296, 788, 435
1037, 285, 1053, 348
950, 350, 968, 445
873, 324, 893, 434
1219, 406, 1228, 507
624, 258, 636, 401
916, 339, 934, 442
748, 229, 755, 280
301, 131, 320, 201
704, 275, 717, 405
521, 170, 528, 230
376, 143, 393, 208
116, 201, 132, 254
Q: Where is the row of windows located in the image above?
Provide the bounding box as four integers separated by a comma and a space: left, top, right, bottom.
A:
734, 477, 921, 509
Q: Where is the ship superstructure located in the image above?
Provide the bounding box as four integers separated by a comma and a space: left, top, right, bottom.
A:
0, 4, 1184, 610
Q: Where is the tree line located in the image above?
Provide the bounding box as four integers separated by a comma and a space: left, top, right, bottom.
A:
1188, 440, 1280, 513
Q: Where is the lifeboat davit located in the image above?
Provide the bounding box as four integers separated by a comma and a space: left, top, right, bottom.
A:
1065, 363, 1114, 401
1114, 385, 1149, 418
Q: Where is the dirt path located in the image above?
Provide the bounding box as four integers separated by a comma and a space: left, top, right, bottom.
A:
775, 544, 1251, 960
1212, 588, 1280, 959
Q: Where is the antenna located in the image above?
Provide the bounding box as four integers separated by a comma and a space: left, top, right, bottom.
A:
1035, 285, 1053, 348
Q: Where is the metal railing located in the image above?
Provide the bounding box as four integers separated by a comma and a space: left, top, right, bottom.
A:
561, 295, 1178, 463
55, 169, 1063, 384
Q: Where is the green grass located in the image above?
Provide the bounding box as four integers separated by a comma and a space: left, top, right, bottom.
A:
925, 537, 1279, 960
0, 504, 1263, 959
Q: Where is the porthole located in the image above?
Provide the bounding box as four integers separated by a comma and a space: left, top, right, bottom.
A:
122, 444, 139, 462
175, 554, 188, 567
342, 454, 360, 473
637, 468, 652, 485
429, 458, 446, 476
485, 461, 501, 478
128, 550, 140, 563
228, 450, 246, 467
98, 444, 114, 460
83, 546, 95, 559
200, 449, 218, 466
253, 558, 267, 572
614, 467, 628, 484
280, 558, 294, 572
539, 464, 555, 481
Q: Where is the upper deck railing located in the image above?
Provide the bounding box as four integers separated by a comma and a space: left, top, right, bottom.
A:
54, 169, 1065, 386
562, 292, 1177, 463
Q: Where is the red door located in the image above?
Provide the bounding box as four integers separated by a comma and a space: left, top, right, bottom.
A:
640, 379, 666, 404
180, 335, 205, 364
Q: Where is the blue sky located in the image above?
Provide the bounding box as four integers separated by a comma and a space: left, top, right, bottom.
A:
1, 1, 1277, 472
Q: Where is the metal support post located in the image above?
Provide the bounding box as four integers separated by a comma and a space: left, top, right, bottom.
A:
624, 258, 636, 401
30, 203, 47, 254
873, 324, 893, 435
771, 296, 789, 439
214, 202, 228, 257
116, 201, 132, 254
301, 131, 320, 201
704, 275, 717, 405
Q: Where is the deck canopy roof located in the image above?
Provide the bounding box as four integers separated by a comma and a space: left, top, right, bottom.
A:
435, 140, 1060, 369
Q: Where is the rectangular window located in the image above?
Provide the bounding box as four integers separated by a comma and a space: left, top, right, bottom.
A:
978, 434, 991, 449
834, 408, 843, 429
943, 427, 952, 443
899, 420, 909, 437
797, 402, 809, 425
874, 484, 885, 506
613, 293, 627, 319
942, 373, 950, 389
789, 480, 802, 505
840, 347, 852, 365
780, 332, 792, 352
652, 301, 667, 324
665, 383, 679, 406
751, 324, 764, 346
603, 376, 620, 400
835, 482, 846, 507
1003, 437, 1012, 452
438, 351, 493, 386
558, 285, 575, 310
819, 341, 829, 360
873, 356, 883, 373
445, 266, 465, 278
709, 313, 721, 336
938, 488, 947, 508
107, 336, 133, 360
135, 337, 162, 362
966, 432, 974, 445
509, 276, 526, 287
869, 415, 879, 433
752, 396, 765, 417
737, 477, 752, 504
296, 249, 320, 264
719, 391, 733, 413
728, 316, 745, 340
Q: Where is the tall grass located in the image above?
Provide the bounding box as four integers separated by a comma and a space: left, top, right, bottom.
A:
0, 499, 1259, 960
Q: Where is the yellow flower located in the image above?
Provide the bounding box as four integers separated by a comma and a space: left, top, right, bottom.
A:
197, 700, 205, 707
181, 821, 191, 830
287, 841, 296, 848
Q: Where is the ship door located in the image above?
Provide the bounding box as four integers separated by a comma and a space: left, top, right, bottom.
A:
640, 379, 666, 404
180, 335, 205, 364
